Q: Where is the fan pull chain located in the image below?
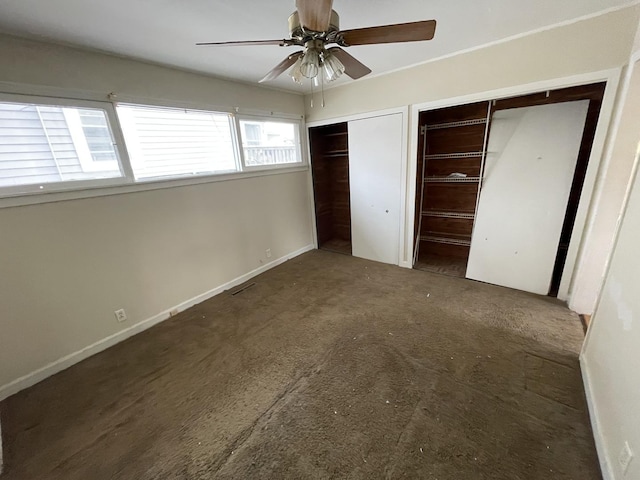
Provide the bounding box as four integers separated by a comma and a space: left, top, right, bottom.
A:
310, 78, 314, 108
321, 72, 325, 108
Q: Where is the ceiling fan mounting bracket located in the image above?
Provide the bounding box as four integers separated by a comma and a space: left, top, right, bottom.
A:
288, 10, 340, 46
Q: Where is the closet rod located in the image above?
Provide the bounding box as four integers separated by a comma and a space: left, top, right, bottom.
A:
422, 211, 475, 219
424, 152, 484, 160
420, 235, 471, 247
424, 176, 481, 183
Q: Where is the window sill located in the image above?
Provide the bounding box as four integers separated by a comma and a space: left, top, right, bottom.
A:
0, 164, 309, 209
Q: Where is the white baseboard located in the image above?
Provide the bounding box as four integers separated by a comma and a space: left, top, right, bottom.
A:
0, 244, 315, 402
580, 354, 614, 480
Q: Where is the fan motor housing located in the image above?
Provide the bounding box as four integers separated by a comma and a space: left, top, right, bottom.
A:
288, 10, 340, 40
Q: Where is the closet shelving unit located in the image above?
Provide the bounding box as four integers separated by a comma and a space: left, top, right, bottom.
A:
309, 122, 352, 255
413, 101, 492, 277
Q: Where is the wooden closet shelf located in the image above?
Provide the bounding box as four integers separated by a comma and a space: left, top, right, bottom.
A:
323, 153, 349, 158
424, 176, 481, 183
424, 152, 485, 160
426, 118, 487, 131
422, 211, 475, 219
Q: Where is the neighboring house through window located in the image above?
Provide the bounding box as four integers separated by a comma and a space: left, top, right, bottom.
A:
0, 101, 121, 189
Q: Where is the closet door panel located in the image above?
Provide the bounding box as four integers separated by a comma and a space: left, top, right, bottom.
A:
348, 113, 403, 265
466, 101, 589, 294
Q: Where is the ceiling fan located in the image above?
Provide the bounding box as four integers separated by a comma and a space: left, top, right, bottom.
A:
197, 0, 436, 85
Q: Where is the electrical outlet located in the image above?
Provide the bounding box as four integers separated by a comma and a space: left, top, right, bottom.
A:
619, 441, 633, 475
114, 308, 127, 323
266, 248, 271, 258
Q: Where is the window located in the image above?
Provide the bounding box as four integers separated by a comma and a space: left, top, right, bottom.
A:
239, 119, 302, 167
0, 100, 123, 191
116, 104, 239, 180
0, 92, 305, 202
63, 108, 120, 172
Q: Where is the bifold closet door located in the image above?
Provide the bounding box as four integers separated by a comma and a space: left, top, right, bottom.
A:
466, 101, 589, 294
348, 113, 403, 265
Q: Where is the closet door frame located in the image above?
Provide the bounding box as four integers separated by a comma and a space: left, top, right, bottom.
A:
306, 106, 409, 266
408, 68, 621, 302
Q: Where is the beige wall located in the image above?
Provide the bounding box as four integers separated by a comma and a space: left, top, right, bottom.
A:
305, 6, 639, 315
0, 33, 301, 113
305, 7, 639, 122
581, 48, 640, 480
0, 35, 313, 395
569, 57, 640, 312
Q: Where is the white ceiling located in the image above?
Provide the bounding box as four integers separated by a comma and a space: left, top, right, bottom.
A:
0, 0, 634, 93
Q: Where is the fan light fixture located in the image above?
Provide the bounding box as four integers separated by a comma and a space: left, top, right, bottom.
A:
289, 40, 345, 85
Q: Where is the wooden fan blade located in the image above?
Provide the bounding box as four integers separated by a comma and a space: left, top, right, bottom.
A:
197, 39, 291, 46
259, 51, 304, 83
296, 0, 333, 32
327, 47, 371, 80
340, 20, 436, 46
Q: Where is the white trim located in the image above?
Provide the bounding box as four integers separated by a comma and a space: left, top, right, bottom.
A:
580, 355, 614, 480
558, 70, 621, 301
396, 107, 410, 267
0, 243, 315, 402
407, 68, 621, 290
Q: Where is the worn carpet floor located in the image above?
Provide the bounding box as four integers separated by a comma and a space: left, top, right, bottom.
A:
0, 250, 600, 479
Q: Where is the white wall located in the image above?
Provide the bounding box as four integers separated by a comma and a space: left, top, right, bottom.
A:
0, 34, 313, 398
569, 56, 640, 313
570, 17, 640, 313
581, 51, 640, 479
304, 6, 640, 315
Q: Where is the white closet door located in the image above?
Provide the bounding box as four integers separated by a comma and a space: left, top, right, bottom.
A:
466, 101, 589, 294
348, 113, 403, 265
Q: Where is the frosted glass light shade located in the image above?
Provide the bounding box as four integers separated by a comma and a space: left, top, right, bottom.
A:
300, 49, 320, 78
322, 52, 345, 82
289, 57, 303, 83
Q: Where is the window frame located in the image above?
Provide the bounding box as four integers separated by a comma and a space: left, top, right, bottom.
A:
115, 102, 243, 182
236, 114, 304, 172
0, 89, 308, 207
0, 92, 133, 198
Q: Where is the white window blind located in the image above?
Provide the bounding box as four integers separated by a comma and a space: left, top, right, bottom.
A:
116, 104, 238, 180
0, 102, 122, 189
239, 119, 301, 167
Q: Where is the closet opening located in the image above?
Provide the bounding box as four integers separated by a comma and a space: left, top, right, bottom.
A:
309, 122, 352, 255
413, 101, 491, 277
413, 82, 606, 297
